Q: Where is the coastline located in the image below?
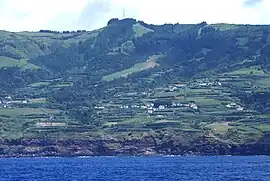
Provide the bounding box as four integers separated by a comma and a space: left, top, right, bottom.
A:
0, 136, 270, 158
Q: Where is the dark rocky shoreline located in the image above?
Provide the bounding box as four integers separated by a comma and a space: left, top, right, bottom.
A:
1, 135, 270, 158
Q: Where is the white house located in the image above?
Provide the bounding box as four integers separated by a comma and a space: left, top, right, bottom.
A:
189, 103, 198, 110
159, 105, 165, 110
5, 95, 11, 100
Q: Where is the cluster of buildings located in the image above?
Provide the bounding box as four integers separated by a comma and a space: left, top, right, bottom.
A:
167, 80, 222, 93
0, 95, 28, 108
95, 100, 199, 115
36, 122, 66, 127
226, 103, 244, 111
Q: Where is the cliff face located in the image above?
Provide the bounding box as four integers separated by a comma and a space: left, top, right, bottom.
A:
0, 136, 269, 157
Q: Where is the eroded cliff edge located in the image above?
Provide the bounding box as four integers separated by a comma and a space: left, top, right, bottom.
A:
1, 134, 270, 157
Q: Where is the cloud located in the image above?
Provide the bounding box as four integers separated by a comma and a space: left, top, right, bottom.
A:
77, 0, 112, 30
0, 0, 270, 32
114, 0, 269, 25
243, 0, 263, 7
0, 0, 89, 31
77, 0, 138, 30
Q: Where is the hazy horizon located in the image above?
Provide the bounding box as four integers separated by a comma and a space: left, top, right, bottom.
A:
0, 0, 269, 32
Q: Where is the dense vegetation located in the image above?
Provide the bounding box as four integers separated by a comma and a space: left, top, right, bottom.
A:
1, 18, 270, 156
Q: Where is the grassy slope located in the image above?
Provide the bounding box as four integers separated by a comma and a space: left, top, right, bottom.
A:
0, 30, 100, 70
211, 24, 239, 31
132, 23, 154, 38
102, 55, 162, 81
0, 56, 40, 70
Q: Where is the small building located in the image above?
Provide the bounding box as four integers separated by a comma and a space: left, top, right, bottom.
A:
199, 83, 208, 86
226, 103, 237, 108
189, 103, 198, 110
22, 100, 28, 104
174, 83, 186, 88
237, 107, 244, 111
141, 105, 147, 109
159, 105, 165, 110
5, 95, 12, 100
226, 103, 244, 111
94, 106, 105, 110
172, 102, 184, 108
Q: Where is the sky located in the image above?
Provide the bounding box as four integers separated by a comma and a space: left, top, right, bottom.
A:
0, 0, 269, 32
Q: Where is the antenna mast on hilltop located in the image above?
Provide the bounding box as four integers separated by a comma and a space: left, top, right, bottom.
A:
122, 8, 126, 19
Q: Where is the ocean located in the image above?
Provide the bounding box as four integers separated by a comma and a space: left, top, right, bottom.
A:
0, 156, 269, 181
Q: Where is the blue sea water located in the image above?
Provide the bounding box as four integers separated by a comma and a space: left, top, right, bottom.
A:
0, 156, 270, 181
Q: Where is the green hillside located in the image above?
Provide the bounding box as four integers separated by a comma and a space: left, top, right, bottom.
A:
1, 18, 270, 156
